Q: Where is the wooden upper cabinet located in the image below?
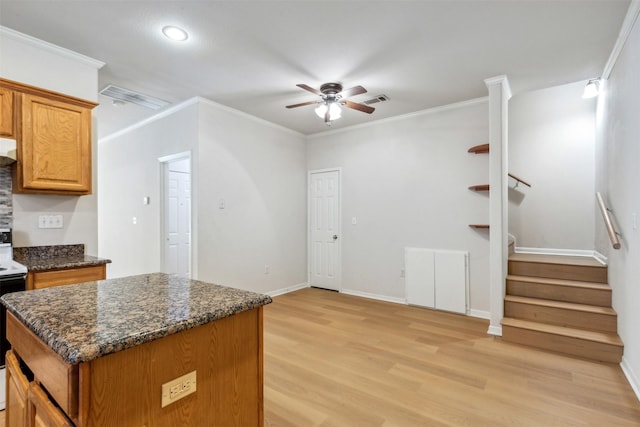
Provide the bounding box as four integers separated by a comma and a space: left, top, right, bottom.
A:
15, 92, 94, 195
0, 86, 15, 137
0, 77, 97, 195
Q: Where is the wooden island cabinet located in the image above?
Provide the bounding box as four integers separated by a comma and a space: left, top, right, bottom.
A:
2, 273, 271, 427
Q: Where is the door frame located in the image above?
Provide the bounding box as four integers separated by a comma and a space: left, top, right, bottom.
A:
307, 167, 343, 291
159, 151, 195, 278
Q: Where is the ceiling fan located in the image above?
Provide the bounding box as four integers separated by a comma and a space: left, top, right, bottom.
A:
286, 83, 375, 125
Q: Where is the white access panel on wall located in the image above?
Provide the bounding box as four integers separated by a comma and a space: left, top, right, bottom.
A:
405, 248, 435, 308
405, 248, 468, 314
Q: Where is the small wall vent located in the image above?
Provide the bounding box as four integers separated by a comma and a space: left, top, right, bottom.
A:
99, 84, 170, 110
363, 94, 390, 105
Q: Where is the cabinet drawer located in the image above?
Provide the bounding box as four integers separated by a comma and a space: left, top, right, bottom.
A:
6, 312, 79, 421
29, 383, 74, 427
28, 265, 106, 290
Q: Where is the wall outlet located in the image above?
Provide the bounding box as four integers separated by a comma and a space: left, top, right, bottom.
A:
38, 215, 63, 229
161, 370, 197, 408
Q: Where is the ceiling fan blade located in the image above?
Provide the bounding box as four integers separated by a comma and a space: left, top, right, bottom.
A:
344, 100, 375, 114
296, 84, 322, 96
286, 100, 318, 109
338, 85, 367, 98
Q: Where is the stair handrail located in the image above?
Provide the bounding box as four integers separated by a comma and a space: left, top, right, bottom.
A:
596, 192, 621, 250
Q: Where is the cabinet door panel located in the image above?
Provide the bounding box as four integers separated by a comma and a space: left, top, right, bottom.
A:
29, 383, 74, 427
6, 350, 29, 427
17, 93, 91, 194
0, 87, 15, 137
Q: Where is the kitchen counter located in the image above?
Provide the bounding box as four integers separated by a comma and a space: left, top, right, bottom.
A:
13, 244, 111, 271
2, 272, 271, 426
1, 272, 272, 363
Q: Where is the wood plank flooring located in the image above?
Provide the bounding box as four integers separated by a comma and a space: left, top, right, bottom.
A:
1, 287, 639, 426
263, 288, 640, 427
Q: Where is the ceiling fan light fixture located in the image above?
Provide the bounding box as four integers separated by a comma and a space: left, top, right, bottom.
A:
315, 102, 341, 121
315, 103, 328, 118
162, 26, 189, 42
329, 103, 342, 119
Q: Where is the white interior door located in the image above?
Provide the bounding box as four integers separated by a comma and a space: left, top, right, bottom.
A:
164, 157, 191, 277
309, 169, 341, 291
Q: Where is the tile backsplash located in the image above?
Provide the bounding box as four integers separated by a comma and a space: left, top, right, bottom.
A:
0, 165, 12, 229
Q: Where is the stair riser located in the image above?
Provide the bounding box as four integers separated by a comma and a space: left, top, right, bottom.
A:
506, 280, 612, 307
508, 261, 607, 283
502, 325, 622, 363
505, 301, 617, 332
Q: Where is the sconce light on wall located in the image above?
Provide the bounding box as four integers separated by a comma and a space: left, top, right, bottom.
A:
582, 78, 601, 99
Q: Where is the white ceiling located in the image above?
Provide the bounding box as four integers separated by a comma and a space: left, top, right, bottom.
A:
0, 1, 630, 138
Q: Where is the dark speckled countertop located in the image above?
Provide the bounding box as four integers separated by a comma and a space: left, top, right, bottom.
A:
0, 273, 272, 364
13, 244, 111, 271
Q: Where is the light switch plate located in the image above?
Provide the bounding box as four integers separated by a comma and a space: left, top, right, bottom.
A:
161, 371, 196, 408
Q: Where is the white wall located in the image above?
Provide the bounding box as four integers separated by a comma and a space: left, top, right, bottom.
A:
98, 102, 198, 278
99, 98, 308, 295
509, 81, 596, 250
196, 100, 308, 294
0, 27, 103, 254
306, 100, 491, 314
595, 6, 640, 396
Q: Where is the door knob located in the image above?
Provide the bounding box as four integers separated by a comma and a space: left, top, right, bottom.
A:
333, 235, 338, 240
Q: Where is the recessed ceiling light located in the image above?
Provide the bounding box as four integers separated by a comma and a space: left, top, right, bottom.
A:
162, 26, 188, 42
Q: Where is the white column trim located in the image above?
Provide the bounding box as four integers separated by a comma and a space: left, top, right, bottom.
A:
484, 75, 511, 337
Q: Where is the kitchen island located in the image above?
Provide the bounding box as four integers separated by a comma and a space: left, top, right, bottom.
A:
1, 273, 272, 427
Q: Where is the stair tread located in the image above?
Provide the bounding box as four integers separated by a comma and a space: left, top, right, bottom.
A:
502, 318, 623, 346
506, 274, 611, 291
509, 253, 606, 268
504, 295, 617, 315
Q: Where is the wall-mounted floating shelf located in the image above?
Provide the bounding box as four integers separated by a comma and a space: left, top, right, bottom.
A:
468, 184, 490, 192
469, 224, 490, 229
467, 143, 489, 154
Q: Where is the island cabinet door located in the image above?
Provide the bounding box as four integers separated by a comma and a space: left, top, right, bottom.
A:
28, 383, 74, 427
79, 307, 264, 427
5, 350, 29, 427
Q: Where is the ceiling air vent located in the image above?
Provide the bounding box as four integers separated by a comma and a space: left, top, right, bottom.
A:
363, 94, 390, 105
99, 84, 170, 110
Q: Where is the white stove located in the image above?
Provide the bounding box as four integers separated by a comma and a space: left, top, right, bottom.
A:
0, 229, 27, 410
0, 229, 27, 277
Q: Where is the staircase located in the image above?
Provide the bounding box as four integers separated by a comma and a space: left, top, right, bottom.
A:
501, 253, 623, 363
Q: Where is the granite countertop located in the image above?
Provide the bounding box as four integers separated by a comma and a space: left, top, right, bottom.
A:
0, 273, 272, 364
13, 244, 111, 271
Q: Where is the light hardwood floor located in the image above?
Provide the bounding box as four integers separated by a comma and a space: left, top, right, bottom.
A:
262, 288, 640, 426
2, 287, 639, 426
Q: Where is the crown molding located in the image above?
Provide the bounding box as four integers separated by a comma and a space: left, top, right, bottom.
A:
0, 26, 104, 69
100, 96, 304, 143
603, 0, 640, 79
307, 96, 488, 140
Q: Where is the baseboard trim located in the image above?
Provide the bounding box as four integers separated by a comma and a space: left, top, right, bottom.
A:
267, 282, 310, 297
340, 288, 407, 305
515, 247, 601, 259
487, 325, 503, 336
621, 357, 640, 402
593, 250, 608, 265
468, 309, 491, 320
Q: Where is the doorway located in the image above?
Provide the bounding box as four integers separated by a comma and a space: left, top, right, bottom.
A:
308, 168, 342, 291
161, 154, 191, 278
